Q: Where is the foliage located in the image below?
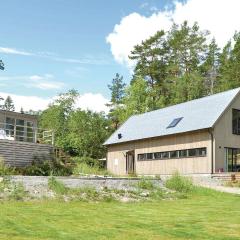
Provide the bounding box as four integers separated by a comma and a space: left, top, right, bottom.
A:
72, 157, 109, 176
0, 159, 16, 176
107, 23, 240, 128
8, 183, 27, 201
20, 158, 73, 176
137, 178, 155, 190
3, 96, 15, 111
65, 110, 110, 158
39, 90, 111, 160
48, 177, 69, 195
165, 172, 194, 193
107, 73, 126, 129
0, 60, 4, 70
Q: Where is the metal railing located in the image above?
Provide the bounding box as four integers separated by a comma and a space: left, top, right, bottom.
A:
0, 122, 54, 145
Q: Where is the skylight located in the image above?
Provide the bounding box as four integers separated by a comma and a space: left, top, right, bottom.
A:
167, 117, 183, 128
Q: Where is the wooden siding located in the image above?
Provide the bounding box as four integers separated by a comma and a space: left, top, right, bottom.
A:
0, 140, 54, 167
107, 130, 212, 175
213, 93, 240, 172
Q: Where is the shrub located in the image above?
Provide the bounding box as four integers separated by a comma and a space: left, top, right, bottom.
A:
48, 176, 69, 195
0, 158, 16, 176
72, 157, 109, 176
137, 178, 155, 190
9, 183, 27, 201
165, 172, 194, 193
20, 158, 73, 176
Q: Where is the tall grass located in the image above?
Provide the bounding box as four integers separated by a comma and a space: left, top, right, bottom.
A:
165, 172, 194, 193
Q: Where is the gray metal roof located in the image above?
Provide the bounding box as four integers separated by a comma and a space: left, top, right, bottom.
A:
104, 87, 240, 145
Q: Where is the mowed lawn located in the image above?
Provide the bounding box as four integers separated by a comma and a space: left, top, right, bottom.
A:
0, 188, 240, 240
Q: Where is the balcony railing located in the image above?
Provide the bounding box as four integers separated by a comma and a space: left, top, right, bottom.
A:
0, 122, 54, 145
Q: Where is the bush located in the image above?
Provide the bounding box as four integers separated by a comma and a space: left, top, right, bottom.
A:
9, 183, 27, 201
20, 158, 73, 176
0, 158, 16, 176
72, 157, 109, 176
137, 178, 155, 190
48, 177, 69, 195
165, 172, 194, 193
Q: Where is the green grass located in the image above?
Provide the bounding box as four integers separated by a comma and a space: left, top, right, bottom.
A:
0, 188, 240, 239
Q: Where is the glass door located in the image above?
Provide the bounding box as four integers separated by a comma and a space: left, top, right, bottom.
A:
226, 148, 240, 172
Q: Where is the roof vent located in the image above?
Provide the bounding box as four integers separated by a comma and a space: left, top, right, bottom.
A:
118, 133, 122, 139
167, 117, 183, 128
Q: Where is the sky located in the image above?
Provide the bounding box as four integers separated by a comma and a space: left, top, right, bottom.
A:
0, 0, 240, 112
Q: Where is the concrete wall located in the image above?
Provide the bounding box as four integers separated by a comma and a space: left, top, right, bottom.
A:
213, 93, 240, 172
107, 130, 212, 176
0, 139, 54, 167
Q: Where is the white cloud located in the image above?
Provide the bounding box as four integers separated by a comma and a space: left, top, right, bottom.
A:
0, 74, 65, 90
0, 92, 109, 113
27, 74, 65, 90
0, 46, 110, 65
0, 47, 32, 56
107, 0, 240, 67
0, 92, 50, 112
75, 93, 109, 113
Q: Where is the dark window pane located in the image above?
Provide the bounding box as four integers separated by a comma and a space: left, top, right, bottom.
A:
233, 109, 240, 135
188, 149, 197, 157
167, 117, 183, 128
154, 152, 162, 159
198, 148, 207, 157
170, 151, 178, 158
162, 152, 169, 159
179, 150, 187, 158
146, 153, 153, 159
138, 154, 145, 161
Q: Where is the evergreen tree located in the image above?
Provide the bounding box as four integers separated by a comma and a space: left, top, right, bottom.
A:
4, 96, 15, 111
201, 38, 220, 94
0, 60, 4, 70
107, 73, 126, 129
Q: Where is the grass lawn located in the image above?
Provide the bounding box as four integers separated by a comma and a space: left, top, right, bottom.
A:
0, 188, 240, 240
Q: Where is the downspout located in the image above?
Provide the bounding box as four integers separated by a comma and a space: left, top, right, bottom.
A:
208, 129, 214, 174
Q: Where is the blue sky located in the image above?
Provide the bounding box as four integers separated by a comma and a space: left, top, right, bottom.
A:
0, 0, 239, 112
0, 1, 171, 99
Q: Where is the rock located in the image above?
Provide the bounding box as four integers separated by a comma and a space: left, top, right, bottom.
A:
140, 191, 150, 197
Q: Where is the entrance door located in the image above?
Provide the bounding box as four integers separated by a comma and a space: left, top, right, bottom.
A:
226, 148, 240, 172
126, 151, 135, 174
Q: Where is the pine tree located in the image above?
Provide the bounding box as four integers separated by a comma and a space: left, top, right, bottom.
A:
107, 73, 126, 129
4, 96, 15, 111
0, 60, 4, 70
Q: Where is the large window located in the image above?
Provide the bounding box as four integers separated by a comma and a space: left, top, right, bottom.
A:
232, 109, 240, 135
137, 147, 207, 161
16, 119, 25, 141
5, 117, 15, 137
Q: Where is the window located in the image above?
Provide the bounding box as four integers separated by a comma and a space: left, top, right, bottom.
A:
188, 148, 197, 157
138, 154, 145, 161
5, 117, 14, 137
161, 152, 169, 159
170, 151, 178, 158
146, 153, 153, 160
16, 119, 25, 141
232, 109, 240, 135
137, 147, 207, 161
167, 117, 183, 128
27, 121, 34, 142
197, 148, 207, 157
179, 149, 188, 158
154, 152, 162, 159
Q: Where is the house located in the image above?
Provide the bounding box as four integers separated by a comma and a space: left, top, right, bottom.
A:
0, 110, 54, 167
104, 87, 240, 176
